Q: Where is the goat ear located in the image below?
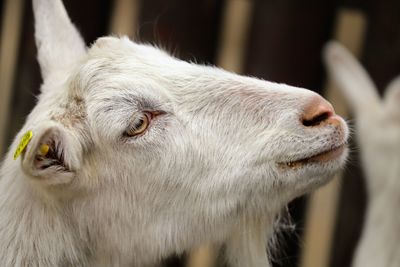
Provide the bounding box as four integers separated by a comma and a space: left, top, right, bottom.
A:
20, 124, 81, 186
33, 0, 86, 80
323, 41, 381, 115
384, 76, 400, 117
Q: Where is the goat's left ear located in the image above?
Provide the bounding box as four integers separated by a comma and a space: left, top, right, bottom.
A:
20, 124, 81, 186
33, 0, 86, 80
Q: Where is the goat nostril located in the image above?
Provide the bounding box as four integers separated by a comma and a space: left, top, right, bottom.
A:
301, 96, 335, 127
302, 111, 332, 127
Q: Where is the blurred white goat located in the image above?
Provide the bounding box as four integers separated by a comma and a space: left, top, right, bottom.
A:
324, 41, 400, 267
0, 1, 348, 266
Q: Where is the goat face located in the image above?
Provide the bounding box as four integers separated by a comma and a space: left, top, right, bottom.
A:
12, 0, 347, 263
76, 37, 348, 204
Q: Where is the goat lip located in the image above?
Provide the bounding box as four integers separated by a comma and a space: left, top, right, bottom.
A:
278, 145, 346, 168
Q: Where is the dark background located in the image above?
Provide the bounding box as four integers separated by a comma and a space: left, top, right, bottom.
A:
1, 0, 399, 266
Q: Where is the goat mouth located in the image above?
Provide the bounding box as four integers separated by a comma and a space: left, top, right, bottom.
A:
278, 145, 346, 169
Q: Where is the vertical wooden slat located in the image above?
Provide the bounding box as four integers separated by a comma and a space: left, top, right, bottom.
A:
5, 2, 41, 152
0, 0, 24, 155
109, 0, 139, 37
299, 9, 366, 267
187, 245, 217, 267
217, 0, 253, 73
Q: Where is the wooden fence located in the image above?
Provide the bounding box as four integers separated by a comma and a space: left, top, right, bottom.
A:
1, 0, 399, 266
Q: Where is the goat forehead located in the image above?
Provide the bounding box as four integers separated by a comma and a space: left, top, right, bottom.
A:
76, 47, 179, 93
75, 62, 173, 111
84, 37, 274, 94
87, 36, 177, 71
77, 37, 313, 113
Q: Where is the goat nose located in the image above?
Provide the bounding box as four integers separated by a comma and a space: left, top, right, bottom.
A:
301, 95, 335, 127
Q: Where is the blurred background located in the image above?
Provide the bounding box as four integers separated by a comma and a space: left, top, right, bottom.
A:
0, 0, 399, 267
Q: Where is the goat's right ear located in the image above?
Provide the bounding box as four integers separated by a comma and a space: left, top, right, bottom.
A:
384, 76, 400, 118
33, 0, 86, 80
323, 41, 381, 115
19, 124, 81, 186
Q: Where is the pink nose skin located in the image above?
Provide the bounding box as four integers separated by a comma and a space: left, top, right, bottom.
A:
301, 95, 337, 127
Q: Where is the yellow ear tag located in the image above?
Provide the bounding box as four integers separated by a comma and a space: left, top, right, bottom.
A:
39, 144, 50, 156
13, 131, 33, 160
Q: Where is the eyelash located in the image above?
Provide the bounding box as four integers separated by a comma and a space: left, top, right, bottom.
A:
126, 113, 150, 136
124, 110, 165, 138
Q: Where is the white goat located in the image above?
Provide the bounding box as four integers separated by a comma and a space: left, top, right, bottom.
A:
0, 1, 348, 266
324, 41, 400, 267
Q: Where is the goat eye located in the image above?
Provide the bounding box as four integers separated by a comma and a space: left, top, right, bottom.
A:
125, 113, 150, 137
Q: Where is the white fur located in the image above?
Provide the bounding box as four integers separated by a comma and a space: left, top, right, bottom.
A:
0, 1, 348, 266
324, 41, 400, 267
